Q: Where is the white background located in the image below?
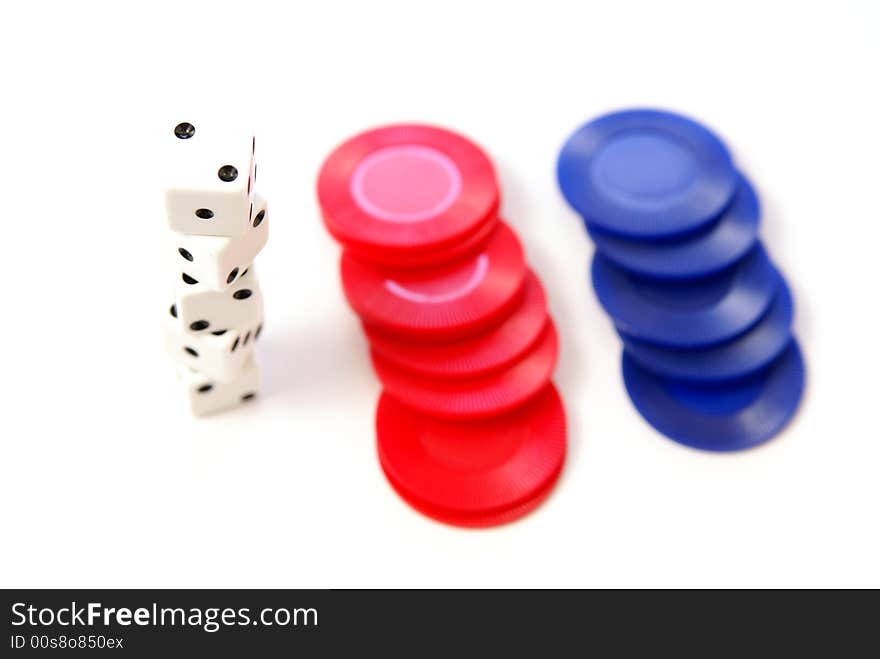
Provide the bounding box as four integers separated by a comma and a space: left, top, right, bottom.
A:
1, 0, 878, 588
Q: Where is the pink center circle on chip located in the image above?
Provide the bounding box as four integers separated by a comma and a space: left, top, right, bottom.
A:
384, 254, 489, 304
350, 145, 462, 223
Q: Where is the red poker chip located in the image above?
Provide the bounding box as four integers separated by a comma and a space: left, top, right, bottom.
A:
364, 270, 548, 379
342, 221, 527, 341
382, 459, 562, 528
370, 321, 559, 419
342, 213, 500, 269
376, 384, 567, 521
318, 124, 500, 253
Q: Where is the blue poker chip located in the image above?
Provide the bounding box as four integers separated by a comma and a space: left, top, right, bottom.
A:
621, 275, 793, 382
557, 109, 737, 239
622, 340, 805, 452
592, 243, 778, 348
587, 173, 760, 280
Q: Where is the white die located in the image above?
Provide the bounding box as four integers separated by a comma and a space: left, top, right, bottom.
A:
164, 119, 257, 237
178, 356, 261, 417
163, 309, 262, 381
173, 267, 263, 335
173, 195, 268, 291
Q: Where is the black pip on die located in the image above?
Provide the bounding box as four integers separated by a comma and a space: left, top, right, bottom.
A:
163, 120, 269, 416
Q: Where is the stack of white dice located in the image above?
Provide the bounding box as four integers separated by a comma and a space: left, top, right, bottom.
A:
162, 119, 268, 416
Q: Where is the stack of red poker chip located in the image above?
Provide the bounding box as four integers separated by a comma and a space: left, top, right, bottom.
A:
317, 124, 567, 528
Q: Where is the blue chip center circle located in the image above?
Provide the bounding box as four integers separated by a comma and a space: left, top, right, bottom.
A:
592, 132, 698, 205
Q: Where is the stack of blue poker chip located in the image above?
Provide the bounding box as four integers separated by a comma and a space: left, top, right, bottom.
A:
557, 109, 805, 452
